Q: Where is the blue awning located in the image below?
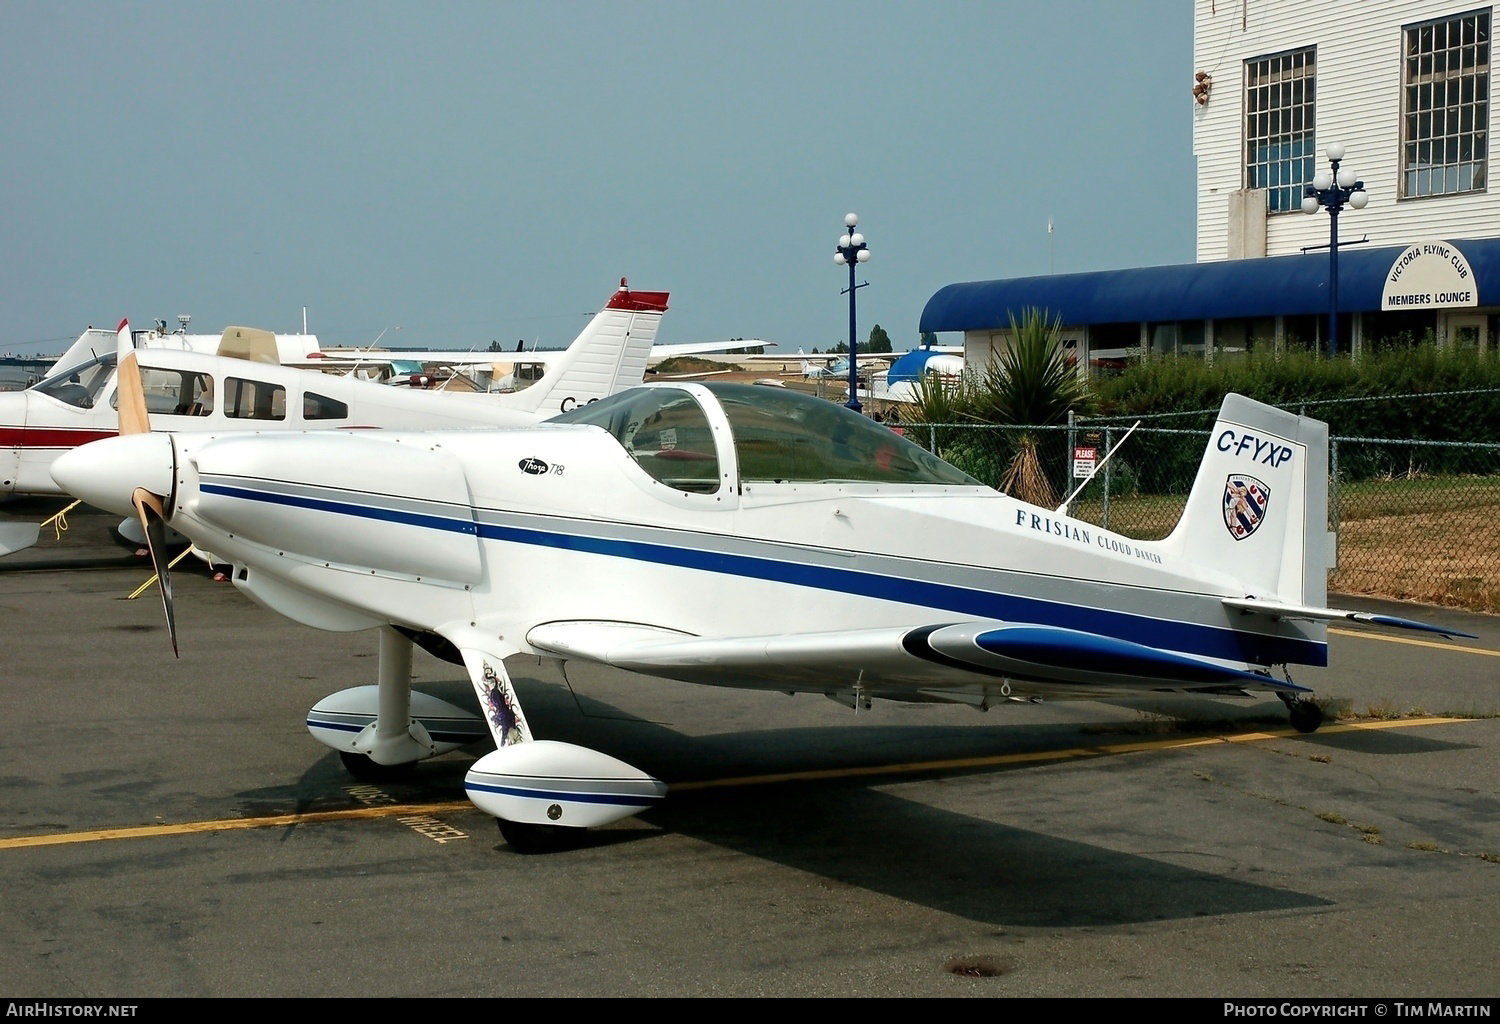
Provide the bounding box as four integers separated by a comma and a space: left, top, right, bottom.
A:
920, 236, 1500, 333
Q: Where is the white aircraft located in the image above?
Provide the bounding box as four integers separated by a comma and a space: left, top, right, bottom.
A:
304, 335, 777, 394
732, 351, 864, 379
1, 281, 765, 504
0, 281, 677, 554
877, 345, 965, 404
52, 373, 1474, 852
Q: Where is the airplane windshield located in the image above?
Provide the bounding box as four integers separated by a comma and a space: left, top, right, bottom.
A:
552, 383, 980, 488
551, 387, 721, 494
705, 383, 980, 486
31, 352, 117, 409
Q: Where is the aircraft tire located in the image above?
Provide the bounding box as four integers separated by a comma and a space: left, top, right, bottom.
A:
496, 818, 584, 854
1289, 700, 1324, 734
338, 750, 418, 782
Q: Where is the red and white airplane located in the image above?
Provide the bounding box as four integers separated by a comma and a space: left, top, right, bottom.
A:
2, 281, 764, 554
1, 282, 773, 507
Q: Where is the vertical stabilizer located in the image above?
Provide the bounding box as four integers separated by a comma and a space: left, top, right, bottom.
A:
1160, 394, 1330, 607
506, 280, 669, 417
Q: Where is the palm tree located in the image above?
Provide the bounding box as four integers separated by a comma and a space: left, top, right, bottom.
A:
974, 308, 1090, 507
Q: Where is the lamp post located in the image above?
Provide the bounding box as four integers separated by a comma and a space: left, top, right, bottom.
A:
1301, 143, 1369, 357
834, 212, 870, 412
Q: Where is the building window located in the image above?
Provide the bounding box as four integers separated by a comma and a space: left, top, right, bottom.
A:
1245, 46, 1317, 213
1402, 8, 1490, 198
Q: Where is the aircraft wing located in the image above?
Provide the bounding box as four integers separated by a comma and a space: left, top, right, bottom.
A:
305, 351, 525, 367
525, 620, 1309, 697
731, 353, 821, 364
305, 340, 775, 367
650, 340, 776, 358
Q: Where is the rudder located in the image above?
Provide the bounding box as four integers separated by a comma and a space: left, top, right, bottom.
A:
1160, 394, 1331, 607
507, 280, 669, 417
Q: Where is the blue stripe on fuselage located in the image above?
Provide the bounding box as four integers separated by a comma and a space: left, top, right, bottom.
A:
201, 480, 1327, 667
202, 481, 476, 535
464, 780, 663, 807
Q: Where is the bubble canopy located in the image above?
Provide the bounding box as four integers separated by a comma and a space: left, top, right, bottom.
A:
550, 382, 981, 492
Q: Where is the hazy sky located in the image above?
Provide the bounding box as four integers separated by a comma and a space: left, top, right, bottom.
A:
1, 1, 1193, 355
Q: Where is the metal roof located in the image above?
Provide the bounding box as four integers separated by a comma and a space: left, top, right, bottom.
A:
919, 236, 1500, 333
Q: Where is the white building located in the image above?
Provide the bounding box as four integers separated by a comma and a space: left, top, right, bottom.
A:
1197, 0, 1494, 263
924, 1, 1495, 369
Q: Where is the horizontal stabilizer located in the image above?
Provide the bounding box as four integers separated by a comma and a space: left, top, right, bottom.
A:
1223, 598, 1477, 639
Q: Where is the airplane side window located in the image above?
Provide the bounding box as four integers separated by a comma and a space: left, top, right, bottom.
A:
225, 377, 287, 421
304, 392, 348, 420
188, 374, 215, 416
127, 369, 215, 417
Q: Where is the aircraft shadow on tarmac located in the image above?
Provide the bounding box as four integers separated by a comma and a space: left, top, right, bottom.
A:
221, 671, 1354, 929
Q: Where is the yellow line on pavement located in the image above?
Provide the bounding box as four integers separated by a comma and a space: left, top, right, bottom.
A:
1328, 627, 1499, 658
0, 801, 472, 850
0, 718, 1474, 851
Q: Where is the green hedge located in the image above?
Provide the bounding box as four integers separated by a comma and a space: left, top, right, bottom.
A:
1089, 346, 1500, 442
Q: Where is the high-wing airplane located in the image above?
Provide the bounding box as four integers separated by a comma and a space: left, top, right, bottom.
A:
878, 345, 965, 404
52, 372, 1474, 852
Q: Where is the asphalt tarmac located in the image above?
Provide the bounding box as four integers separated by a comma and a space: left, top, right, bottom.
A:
1, 502, 1497, 998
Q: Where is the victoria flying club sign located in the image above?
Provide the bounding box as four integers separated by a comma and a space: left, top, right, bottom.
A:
1381, 241, 1478, 310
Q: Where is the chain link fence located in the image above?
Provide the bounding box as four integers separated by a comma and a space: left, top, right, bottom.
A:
901, 420, 1500, 613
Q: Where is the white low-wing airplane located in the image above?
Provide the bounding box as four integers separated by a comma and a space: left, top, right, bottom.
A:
52, 374, 1474, 851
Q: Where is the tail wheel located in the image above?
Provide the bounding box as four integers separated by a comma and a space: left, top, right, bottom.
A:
1289, 700, 1324, 734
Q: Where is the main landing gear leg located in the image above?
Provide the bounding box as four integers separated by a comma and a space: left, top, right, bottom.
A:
1277, 689, 1324, 734
339, 626, 431, 780
458, 649, 666, 853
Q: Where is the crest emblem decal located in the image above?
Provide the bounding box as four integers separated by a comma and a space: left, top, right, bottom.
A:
1223, 474, 1270, 540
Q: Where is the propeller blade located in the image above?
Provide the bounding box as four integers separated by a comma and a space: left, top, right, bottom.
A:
0, 522, 41, 556
115, 318, 151, 436
132, 487, 178, 658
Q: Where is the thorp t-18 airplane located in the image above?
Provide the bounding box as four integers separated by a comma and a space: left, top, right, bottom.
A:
52, 368, 1473, 851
